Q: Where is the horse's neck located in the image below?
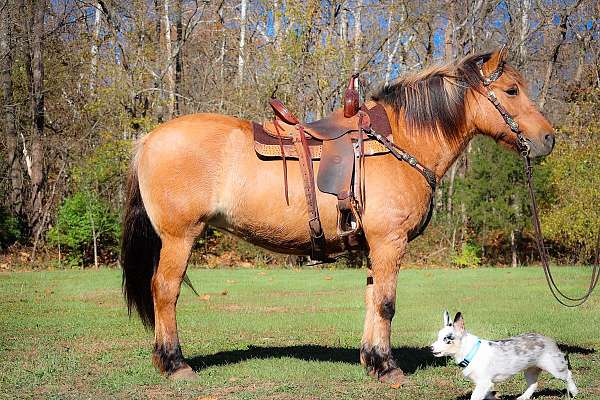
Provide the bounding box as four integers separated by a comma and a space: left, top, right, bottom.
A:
392, 123, 475, 180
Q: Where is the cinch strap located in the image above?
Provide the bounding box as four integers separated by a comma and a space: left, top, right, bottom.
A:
457, 339, 481, 368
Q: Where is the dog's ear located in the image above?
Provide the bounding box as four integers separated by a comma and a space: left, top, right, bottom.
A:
443, 310, 452, 326
453, 312, 465, 333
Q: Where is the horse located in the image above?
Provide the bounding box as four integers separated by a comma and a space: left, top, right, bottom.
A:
120, 48, 555, 383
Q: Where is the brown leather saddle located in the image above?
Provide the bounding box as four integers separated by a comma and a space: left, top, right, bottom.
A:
253, 75, 393, 261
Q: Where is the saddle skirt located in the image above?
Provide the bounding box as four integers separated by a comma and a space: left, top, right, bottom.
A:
253, 123, 393, 160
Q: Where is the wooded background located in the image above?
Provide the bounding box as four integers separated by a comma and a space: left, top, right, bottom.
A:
1, 0, 598, 268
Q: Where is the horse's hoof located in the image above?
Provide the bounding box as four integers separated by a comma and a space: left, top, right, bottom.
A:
378, 368, 407, 387
169, 366, 197, 381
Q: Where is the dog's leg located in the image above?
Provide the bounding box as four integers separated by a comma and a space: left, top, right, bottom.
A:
484, 391, 498, 400
566, 370, 578, 398
470, 381, 493, 400
540, 354, 578, 397
516, 367, 541, 400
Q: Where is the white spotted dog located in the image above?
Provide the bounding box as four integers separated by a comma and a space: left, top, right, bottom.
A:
430, 311, 578, 400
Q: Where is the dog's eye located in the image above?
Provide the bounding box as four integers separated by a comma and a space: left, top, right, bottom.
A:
505, 86, 519, 96
443, 335, 454, 343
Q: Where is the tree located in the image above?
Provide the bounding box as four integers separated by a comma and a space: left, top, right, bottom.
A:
26, 0, 46, 244
1, 1, 23, 219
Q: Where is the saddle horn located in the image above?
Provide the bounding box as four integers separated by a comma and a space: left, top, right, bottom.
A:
343, 73, 360, 118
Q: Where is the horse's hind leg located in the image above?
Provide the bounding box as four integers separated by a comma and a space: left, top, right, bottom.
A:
360, 240, 406, 385
152, 232, 197, 379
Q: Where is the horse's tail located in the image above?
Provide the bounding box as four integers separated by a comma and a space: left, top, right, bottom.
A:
120, 146, 161, 329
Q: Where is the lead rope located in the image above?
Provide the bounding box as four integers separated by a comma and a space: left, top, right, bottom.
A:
523, 154, 600, 307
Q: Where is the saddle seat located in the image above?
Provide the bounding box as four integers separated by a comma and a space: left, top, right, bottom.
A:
264, 106, 363, 141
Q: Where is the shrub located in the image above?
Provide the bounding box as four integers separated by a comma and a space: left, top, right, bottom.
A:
47, 191, 120, 266
451, 243, 482, 268
0, 207, 23, 250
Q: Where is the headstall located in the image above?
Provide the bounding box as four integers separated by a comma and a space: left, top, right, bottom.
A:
477, 56, 599, 307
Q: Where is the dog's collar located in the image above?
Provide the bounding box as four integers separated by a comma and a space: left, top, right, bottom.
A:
457, 339, 481, 368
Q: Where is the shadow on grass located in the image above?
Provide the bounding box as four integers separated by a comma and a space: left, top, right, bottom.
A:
558, 343, 596, 355
457, 388, 569, 400
187, 345, 446, 374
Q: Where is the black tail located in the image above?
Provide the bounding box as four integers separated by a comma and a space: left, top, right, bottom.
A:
121, 159, 161, 329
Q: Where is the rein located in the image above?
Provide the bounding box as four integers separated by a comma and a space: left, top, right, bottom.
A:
479, 58, 600, 307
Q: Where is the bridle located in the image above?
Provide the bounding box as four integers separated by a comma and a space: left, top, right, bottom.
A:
478, 57, 600, 307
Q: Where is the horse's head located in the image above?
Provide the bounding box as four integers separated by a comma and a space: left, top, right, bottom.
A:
469, 48, 555, 158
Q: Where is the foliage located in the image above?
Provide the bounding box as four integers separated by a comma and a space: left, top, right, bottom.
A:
0, 206, 23, 250
451, 242, 482, 268
71, 140, 132, 204
47, 191, 120, 266
456, 137, 529, 236
540, 133, 600, 261
2, 0, 599, 266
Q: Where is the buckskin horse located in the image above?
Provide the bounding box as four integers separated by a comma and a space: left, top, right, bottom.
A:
121, 48, 555, 383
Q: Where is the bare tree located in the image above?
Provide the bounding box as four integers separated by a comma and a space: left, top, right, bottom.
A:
90, 1, 101, 92
353, 0, 362, 72
25, 0, 46, 241
237, 0, 247, 84
1, 1, 23, 217
518, 0, 531, 66
538, 11, 568, 111
163, 0, 175, 118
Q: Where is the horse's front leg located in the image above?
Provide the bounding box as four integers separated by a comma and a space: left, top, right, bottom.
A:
151, 234, 197, 380
360, 239, 406, 385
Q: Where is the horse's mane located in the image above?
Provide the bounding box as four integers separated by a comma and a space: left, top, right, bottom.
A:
371, 52, 525, 146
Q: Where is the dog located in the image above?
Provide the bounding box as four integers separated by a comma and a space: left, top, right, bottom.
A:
430, 311, 578, 400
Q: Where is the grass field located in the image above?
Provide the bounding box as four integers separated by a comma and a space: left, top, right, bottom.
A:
1, 266, 599, 399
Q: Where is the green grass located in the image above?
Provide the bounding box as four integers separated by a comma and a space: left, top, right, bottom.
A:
1, 267, 599, 399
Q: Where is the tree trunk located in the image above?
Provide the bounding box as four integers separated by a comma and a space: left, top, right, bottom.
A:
237, 0, 247, 85
445, 0, 455, 63
518, 0, 531, 66
384, 2, 405, 86
511, 229, 518, 267
447, 161, 458, 214
353, 0, 363, 72
1, 2, 24, 217
162, 0, 175, 118
273, 0, 280, 46
90, 1, 101, 92
174, 0, 182, 115
340, 3, 348, 43
538, 13, 568, 111
27, 0, 46, 242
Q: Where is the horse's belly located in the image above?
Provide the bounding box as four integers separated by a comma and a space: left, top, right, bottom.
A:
207, 155, 344, 255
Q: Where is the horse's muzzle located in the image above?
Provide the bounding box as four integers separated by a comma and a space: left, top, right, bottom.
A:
527, 132, 555, 158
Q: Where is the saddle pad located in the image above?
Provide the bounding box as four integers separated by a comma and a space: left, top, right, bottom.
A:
252, 122, 392, 160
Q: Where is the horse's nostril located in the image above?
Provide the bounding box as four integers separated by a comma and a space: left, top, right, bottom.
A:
544, 133, 555, 147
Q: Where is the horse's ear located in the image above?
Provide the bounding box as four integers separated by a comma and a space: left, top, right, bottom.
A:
443, 310, 452, 326
483, 46, 509, 75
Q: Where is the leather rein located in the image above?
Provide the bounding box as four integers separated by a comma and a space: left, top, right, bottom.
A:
478, 59, 600, 307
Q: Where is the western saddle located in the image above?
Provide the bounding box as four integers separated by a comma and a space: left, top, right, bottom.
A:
253, 75, 397, 262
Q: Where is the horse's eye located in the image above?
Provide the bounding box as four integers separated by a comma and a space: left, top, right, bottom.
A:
505, 86, 519, 97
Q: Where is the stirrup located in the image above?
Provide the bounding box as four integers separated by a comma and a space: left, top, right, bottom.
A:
337, 199, 362, 238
